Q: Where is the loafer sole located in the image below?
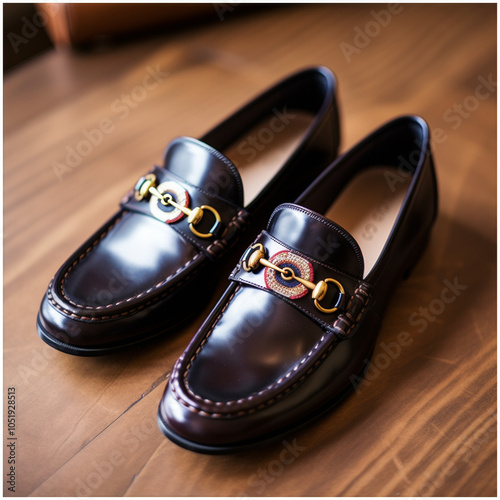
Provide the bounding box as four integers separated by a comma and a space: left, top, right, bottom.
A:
157, 360, 370, 454
36, 314, 188, 357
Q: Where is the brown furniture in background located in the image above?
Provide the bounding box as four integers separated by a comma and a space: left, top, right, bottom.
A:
37, 3, 253, 46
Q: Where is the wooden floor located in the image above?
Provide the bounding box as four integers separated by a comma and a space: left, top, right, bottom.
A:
4, 4, 496, 497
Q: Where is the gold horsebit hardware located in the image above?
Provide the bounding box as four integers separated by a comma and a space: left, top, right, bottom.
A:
134, 174, 221, 239
242, 243, 345, 314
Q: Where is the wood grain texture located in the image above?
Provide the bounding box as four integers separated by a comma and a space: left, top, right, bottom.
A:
4, 4, 496, 497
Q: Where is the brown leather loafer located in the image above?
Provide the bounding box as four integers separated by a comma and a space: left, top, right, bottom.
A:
37, 66, 340, 356
158, 115, 438, 453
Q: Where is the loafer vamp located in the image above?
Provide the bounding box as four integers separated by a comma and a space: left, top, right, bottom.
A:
57, 211, 198, 308
186, 287, 326, 402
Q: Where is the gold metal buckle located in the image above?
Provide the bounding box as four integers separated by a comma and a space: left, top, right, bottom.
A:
134, 173, 157, 201
243, 243, 345, 314
313, 278, 345, 313
134, 174, 221, 239
187, 205, 221, 239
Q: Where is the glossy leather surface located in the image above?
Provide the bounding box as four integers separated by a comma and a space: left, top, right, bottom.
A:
37, 66, 340, 355
158, 115, 439, 452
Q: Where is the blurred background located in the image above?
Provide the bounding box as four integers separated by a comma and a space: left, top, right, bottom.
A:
3, 3, 496, 497
4, 3, 262, 71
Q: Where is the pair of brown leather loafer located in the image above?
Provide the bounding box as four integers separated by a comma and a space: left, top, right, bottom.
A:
37, 66, 438, 453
